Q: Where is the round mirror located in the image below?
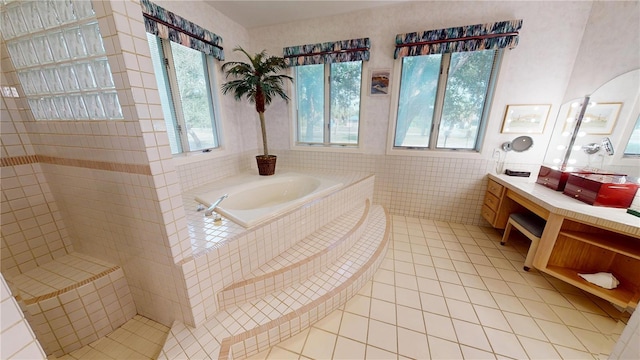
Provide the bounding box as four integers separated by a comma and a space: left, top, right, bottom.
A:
502, 135, 534, 152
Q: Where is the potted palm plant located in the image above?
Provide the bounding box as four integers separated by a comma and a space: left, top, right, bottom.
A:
221, 47, 293, 175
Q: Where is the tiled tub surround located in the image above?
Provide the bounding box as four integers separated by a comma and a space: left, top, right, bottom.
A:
155, 171, 388, 358
217, 200, 371, 311
182, 168, 374, 258
180, 171, 374, 318
161, 206, 389, 359
6, 252, 136, 357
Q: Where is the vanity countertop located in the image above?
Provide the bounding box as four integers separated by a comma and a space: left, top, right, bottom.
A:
488, 173, 640, 237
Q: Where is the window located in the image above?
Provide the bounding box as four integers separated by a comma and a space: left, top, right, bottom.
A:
147, 33, 220, 154
393, 50, 501, 151
623, 115, 640, 156
295, 61, 363, 146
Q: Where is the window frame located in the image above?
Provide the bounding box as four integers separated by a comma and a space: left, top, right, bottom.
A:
147, 34, 222, 155
622, 114, 640, 158
291, 61, 366, 150
388, 49, 503, 155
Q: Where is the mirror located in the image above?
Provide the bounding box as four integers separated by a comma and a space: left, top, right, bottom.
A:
502, 135, 534, 152
543, 69, 640, 173
497, 135, 534, 174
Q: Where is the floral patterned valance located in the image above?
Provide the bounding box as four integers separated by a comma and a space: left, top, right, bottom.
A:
140, 0, 224, 60
283, 38, 370, 66
394, 19, 523, 59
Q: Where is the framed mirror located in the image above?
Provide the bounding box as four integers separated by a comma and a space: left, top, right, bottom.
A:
543, 69, 640, 175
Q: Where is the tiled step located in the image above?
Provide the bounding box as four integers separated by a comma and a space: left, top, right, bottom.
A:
217, 200, 371, 310
6, 253, 136, 357
159, 205, 390, 360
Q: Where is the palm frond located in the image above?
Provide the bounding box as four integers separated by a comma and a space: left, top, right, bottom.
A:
222, 47, 293, 108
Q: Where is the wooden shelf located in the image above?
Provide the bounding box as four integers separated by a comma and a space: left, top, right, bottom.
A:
559, 230, 640, 261
544, 265, 636, 308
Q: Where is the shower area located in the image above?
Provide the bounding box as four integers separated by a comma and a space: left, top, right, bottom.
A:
0, 0, 217, 356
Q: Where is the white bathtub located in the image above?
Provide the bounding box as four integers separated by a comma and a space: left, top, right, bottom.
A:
195, 172, 343, 228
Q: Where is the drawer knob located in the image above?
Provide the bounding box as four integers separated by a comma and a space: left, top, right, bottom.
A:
577, 189, 582, 193
575, 194, 579, 198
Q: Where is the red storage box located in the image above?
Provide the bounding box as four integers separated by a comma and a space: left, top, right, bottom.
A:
563, 173, 639, 208
536, 165, 593, 191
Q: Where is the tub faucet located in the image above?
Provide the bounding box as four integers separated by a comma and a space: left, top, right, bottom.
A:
205, 194, 228, 217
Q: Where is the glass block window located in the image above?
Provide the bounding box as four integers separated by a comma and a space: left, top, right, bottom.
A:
1, 0, 123, 121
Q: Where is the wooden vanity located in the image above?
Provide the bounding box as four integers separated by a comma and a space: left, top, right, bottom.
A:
483, 173, 640, 309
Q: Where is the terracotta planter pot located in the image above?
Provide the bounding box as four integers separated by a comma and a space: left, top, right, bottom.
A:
256, 155, 277, 176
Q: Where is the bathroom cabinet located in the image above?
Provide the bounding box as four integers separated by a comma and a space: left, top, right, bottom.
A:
484, 174, 640, 309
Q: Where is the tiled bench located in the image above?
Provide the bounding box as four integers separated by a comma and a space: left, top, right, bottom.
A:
7, 253, 136, 357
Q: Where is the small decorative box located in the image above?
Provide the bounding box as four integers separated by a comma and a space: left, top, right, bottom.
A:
536, 165, 593, 191
563, 173, 639, 208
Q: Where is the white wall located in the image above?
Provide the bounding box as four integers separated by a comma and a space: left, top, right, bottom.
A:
564, 1, 640, 102
245, 0, 593, 166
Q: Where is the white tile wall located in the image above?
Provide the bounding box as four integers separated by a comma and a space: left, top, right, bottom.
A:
609, 309, 640, 359
176, 150, 537, 227
0, 273, 46, 360
1, 53, 72, 277
278, 150, 496, 225
0, 0, 194, 329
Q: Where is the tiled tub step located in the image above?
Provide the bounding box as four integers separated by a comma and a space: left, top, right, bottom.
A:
6, 253, 136, 357
159, 205, 390, 360
217, 200, 371, 310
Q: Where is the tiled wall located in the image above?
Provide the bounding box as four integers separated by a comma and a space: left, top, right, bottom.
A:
1, 82, 72, 277
277, 151, 497, 225
0, 0, 194, 328
173, 149, 531, 229
0, 273, 46, 359
609, 309, 640, 359
175, 152, 251, 192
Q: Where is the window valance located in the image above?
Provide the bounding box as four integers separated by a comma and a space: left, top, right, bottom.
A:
283, 38, 370, 66
140, 0, 224, 60
394, 19, 522, 59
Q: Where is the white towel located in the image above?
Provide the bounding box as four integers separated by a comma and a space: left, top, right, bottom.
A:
578, 272, 620, 290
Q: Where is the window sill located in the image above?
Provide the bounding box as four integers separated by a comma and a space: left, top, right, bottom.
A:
291, 144, 364, 153
386, 147, 484, 159
171, 146, 229, 166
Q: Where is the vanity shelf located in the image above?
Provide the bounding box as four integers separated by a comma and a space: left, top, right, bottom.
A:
546, 224, 640, 309
558, 230, 640, 260
544, 265, 637, 308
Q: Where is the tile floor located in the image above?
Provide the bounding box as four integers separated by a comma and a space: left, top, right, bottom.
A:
49, 315, 169, 360
49, 215, 631, 359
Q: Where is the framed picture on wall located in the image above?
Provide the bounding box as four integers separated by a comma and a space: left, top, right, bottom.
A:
564, 102, 622, 135
370, 69, 390, 96
501, 104, 551, 134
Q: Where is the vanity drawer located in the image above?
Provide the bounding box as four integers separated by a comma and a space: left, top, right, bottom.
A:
487, 179, 504, 198
481, 204, 497, 224
484, 192, 500, 212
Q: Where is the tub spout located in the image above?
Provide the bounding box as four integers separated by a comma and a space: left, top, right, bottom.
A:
205, 194, 228, 217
